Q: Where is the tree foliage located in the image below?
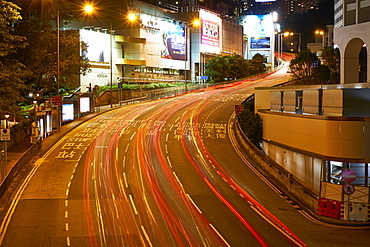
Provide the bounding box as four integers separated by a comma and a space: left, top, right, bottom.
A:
289, 49, 323, 84
204, 54, 266, 83
289, 48, 341, 85
320, 46, 340, 84
17, 20, 90, 96
0, 0, 28, 117
238, 97, 263, 148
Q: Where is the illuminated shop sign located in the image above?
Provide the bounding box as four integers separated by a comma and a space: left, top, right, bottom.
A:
200, 10, 221, 54
140, 14, 161, 31
161, 21, 186, 60
242, 15, 273, 50
80, 29, 110, 63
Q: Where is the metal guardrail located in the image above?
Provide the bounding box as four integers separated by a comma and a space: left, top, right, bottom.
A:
0, 140, 42, 198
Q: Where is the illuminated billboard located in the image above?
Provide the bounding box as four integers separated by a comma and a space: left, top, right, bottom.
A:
62, 104, 74, 121
242, 15, 273, 50
250, 37, 271, 49
80, 29, 110, 63
200, 10, 221, 54
80, 97, 90, 113
161, 21, 186, 60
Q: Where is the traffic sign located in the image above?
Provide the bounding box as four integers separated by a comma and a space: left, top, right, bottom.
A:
343, 183, 355, 195
1, 129, 10, 141
342, 169, 356, 184
52, 96, 63, 106
235, 105, 244, 114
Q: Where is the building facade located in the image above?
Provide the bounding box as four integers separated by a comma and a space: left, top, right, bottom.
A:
75, 1, 243, 91
333, 0, 370, 84
255, 83, 370, 221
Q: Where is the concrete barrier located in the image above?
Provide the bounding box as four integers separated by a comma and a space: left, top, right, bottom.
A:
233, 118, 319, 214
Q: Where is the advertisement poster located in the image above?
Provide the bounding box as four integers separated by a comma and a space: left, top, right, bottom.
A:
161, 21, 186, 60
62, 104, 74, 121
242, 15, 273, 50
201, 19, 220, 48
80, 29, 110, 63
200, 10, 221, 54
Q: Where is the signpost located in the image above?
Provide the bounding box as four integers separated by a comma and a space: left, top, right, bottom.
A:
343, 184, 355, 195
342, 169, 357, 220
342, 169, 356, 184
235, 105, 244, 114
0, 129, 10, 141
52, 96, 63, 106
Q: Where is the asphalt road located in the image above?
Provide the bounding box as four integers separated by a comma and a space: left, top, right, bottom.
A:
1, 64, 370, 246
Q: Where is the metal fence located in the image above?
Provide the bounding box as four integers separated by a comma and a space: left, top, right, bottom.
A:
0, 140, 41, 198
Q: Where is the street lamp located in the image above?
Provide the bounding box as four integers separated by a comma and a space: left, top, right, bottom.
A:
315, 30, 325, 47
184, 18, 200, 92
2, 114, 10, 181
282, 32, 301, 53
56, 3, 93, 129
84, 5, 137, 107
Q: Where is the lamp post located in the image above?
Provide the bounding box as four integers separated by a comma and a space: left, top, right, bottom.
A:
84, 5, 136, 107
315, 30, 325, 47
282, 32, 301, 53
184, 19, 200, 92
2, 114, 10, 181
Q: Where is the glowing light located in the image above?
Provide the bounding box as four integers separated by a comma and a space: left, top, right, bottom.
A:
83, 4, 94, 14
192, 19, 201, 27
128, 13, 137, 22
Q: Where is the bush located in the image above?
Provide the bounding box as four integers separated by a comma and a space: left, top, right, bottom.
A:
238, 97, 263, 148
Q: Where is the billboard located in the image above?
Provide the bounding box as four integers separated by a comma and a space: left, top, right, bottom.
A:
250, 37, 271, 49
242, 15, 273, 50
62, 104, 74, 121
80, 29, 110, 63
161, 21, 186, 60
200, 10, 221, 54
80, 97, 90, 113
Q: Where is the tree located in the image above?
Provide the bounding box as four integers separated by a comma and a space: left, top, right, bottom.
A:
204, 54, 266, 83
238, 97, 263, 148
321, 46, 340, 84
289, 49, 320, 84
0, 0, 28, 117
17, 20, 90, 97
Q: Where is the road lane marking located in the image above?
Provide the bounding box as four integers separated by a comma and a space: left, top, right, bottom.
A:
130, 132, 136, 140
123, 172, 129, 188
209, 224, 230, 247
129, 195, 138, 214
0, 157, 45, 245
187, 194, 202, 214
172, 172, 183, 187
141, 226, 153, 247
166, 156, 172, 168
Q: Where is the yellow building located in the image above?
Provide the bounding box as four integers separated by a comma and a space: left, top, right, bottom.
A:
255, 83, 370, 221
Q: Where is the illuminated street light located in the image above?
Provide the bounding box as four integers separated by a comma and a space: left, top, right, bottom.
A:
315, 30, 325, 47
83, 4, 94, 14
127, 12, 137, 22
193, 18, 201, 27
282, 31, 301, 52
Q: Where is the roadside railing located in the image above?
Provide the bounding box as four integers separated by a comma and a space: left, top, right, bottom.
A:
0, 140, 41, 198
